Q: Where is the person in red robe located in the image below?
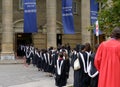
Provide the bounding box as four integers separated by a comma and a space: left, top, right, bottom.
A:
94, 26, 120, 87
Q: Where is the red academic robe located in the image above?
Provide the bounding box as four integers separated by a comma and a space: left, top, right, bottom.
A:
94, 39, 120, 87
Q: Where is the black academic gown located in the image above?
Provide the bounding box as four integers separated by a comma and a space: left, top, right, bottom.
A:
81, 51, 91, 87
32, 50, 37, 66
36, 51, 42, 70
55, 58, 67, 87
43, 52, 49, 72
47, 52, 54, 74
64, 58, 70, 79
52, 51, 59, 74
40, 52, 44, 71
25, 50, 31, 65
89, 53, 99, 87
71, 51, 85, 87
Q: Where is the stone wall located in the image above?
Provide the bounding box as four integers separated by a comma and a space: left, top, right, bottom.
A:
32, 33, 47, 49
62, 33, 81, 49
32, 33, 82, 49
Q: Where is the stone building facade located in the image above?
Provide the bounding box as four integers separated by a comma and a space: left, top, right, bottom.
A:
0, 0, 94, 60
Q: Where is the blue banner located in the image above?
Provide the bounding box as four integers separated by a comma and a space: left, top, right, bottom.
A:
24, 0, 37, 33
90, 0, 102, 35
90, 0, 98, 25
62, 0, 75, 34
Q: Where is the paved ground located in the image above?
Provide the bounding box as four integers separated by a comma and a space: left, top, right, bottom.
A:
0, 64, 73, 87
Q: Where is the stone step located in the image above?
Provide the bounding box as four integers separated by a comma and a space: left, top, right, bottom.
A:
0, 59, 24, 64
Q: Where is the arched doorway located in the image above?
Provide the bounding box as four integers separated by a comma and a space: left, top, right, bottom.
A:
13, 19, 33, 56
15, 33, 32, 46
15, 33, 32, 56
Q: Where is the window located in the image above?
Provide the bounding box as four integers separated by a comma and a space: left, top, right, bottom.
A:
73, 1, 78, 14
19, 0, 24, 9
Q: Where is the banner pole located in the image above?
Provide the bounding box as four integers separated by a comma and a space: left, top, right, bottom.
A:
97, 36, 99, 44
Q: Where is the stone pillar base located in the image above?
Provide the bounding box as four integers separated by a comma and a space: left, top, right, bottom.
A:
0, 53, 15, 60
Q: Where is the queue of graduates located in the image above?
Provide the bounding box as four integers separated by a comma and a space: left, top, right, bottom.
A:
17, 43, 99, 87
17, 44, 70, 87
71, 43, 99, 87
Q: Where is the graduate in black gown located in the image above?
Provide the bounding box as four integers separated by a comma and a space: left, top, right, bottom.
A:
35, 49, 42, 71
42, 49, 48, 72
71, 48, 85, 87
88, 44, 99, 87
32, 48, 38, 66
47, 50, 55, 76
52, 48, 59, 75
25, 47, 32, 65
39, 49, 45, 71
80, 45, 90, 87
55, 52, 68, 87
64, 52, 70, 79
71, 45, 91, 87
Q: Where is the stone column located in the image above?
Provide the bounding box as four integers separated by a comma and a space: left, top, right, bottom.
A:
1, 0, 14, 60
46, 0, 57, 49
81, 0, 91, 44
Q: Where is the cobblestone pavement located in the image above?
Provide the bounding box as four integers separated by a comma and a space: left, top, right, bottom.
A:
0, 64, 73, 87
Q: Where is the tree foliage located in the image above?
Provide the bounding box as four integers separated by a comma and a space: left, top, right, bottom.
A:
98, 0, 120, 36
